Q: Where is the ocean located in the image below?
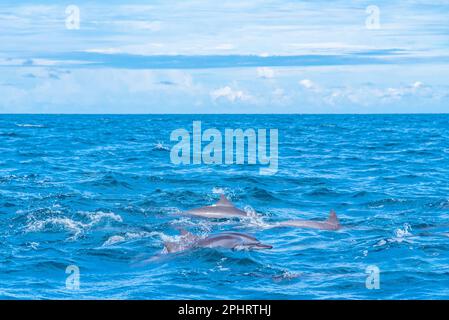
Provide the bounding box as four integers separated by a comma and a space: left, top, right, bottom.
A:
0, 114, 448, 299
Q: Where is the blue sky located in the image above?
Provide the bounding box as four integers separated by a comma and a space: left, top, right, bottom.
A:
1, 0, 449, 113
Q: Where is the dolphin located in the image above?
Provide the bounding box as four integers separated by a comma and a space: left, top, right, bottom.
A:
195, 232, 273, 250
163, 230, 272, 253
274, 210, 341, 231
181, 194, 249, 219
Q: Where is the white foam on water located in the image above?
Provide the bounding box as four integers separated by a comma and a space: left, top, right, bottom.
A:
25, 217, 85, 239
158, 230, 202, 254
15, 124, 45, 128
272, 271, 302, 282
153, 141, 170, 151
79, 211, 123, 224
103, 235, 126, 246
26, 242, 40, 250
212, 187, 225, 195
102, 231, 164, 246
393, 223, 412, 241
169, 217, 213, 233
211, 187, 241, 201
25, 211, 123, 240
241, 205, 271, 228
375, 223, 413, 247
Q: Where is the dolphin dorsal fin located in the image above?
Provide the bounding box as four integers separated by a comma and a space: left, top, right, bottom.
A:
215, 194, 234, 207
327, 209, 339, 225
163, 241, 177, 253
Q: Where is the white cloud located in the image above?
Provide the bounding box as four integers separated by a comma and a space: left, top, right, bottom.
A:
85, 48, 123, 54
412, 81, 424, 89
210, 86, 250, 102
380, 81, 427, 100
299, 79, 316, 90
257, 67, 275, 79
0, 68, 206, 113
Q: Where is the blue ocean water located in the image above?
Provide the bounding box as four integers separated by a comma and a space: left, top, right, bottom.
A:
1, 114, 449, 299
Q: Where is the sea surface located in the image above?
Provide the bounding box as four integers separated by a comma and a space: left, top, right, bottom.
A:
1, 114, 449, 299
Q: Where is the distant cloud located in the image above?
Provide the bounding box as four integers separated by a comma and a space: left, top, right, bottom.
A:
412, 81, 423, 89
210, 86, 250, 102
299, 79, 316, 90
381, 81, 428, 100
257, 67, 275, 79
85, 48, 123, 55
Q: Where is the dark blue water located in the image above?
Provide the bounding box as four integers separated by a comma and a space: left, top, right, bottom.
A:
1, 114, 449, 299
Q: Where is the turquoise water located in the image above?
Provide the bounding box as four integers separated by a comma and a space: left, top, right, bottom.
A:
1, 114, 449, 299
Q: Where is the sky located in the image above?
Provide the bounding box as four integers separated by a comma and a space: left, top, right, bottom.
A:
1, 0, 449, 114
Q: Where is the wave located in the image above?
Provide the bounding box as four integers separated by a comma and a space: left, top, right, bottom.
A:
89, 173, 134, 189
0, 132, 30, 138
305, 187, 341, 197
25, 217, 85, 238
426, 199, 449, 209
351, 191, 370, 198
152, 142, 170, 152
103, 231, 164, 246
15, 124, 45, 128
247, 187, 278, 201
365, 198, 412, 208
374, 223, 413, 247
24, 211, 123, 240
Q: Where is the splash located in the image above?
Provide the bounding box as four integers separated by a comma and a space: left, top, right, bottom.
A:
240, 205, 271, 228
394, 223, 412, 240
103, 231, 165, 246
25, 211, 123, 240
375, 223, 413, 247
212, 187, 227, 195
153, 141, 170, 151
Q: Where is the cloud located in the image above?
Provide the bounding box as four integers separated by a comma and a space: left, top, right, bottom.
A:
412, 81, 423, 89
257, 67, 275, 79
84, 48, 123, 55
380, 81, 428, 100
0, 68, 205, 113
319, 81, 434, 107
210, 86, 250, 102
299, 79, 316, 90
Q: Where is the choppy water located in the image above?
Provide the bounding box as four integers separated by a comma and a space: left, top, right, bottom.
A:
1, 114, 449, 299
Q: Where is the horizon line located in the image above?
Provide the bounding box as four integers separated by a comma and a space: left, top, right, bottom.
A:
1, 113, 449, 116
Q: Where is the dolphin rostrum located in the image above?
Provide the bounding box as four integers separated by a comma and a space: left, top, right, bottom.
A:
182, 194, 249, 219
163, 230, 272, 253
275, 210, 341, 231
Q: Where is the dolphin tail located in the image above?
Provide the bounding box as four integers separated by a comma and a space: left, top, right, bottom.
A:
215, 194, 234, 207
327, 209, 340, 229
